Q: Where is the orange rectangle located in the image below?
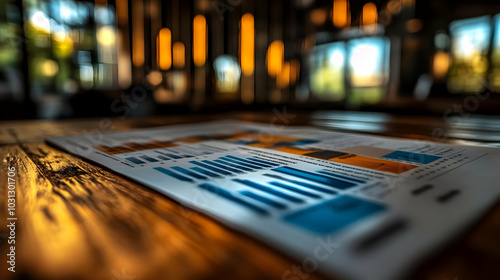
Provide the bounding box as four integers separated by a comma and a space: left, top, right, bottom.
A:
94, 145, 136, 155
329, 154, 418, 174
275, 146, 320, 155
94, 141, 178, 154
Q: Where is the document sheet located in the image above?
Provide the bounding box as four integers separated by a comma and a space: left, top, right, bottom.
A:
47, 121, 500, 280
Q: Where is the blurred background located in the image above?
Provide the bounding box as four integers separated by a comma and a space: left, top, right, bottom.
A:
1, 0, 500, 120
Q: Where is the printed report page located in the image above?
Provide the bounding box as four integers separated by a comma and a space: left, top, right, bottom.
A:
46, 120, 500, 280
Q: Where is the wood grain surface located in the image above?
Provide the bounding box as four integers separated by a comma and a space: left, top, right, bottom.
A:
0, 112, 499, 280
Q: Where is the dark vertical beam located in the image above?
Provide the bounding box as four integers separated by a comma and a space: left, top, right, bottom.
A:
254, 0, 269, 103
144, 0, 152, 71
15, 0, 36, 118
189, 0, 195, 101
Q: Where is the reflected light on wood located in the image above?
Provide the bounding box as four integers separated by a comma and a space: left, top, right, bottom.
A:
3, 114, 499, 280
0, 139, 315, 280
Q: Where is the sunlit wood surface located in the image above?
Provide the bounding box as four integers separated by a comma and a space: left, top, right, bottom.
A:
1, 111, 499, 280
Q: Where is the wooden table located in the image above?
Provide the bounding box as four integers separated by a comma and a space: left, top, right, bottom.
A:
1, 111, 499, 280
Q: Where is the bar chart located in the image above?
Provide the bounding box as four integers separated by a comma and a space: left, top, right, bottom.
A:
153, 155, 278, 180
189, 165, 367, 218
146, 150, 370, 218
120, 144, 228, 165
108, 135, 387, 223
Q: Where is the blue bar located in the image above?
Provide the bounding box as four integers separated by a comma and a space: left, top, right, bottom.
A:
155, 151, 170, 156
215, 159, 253, 172
263, 174, 336, 194
273, 167, 356, 190
225, 155, 270, 168
155, 151, 182, 159
140, 155, 159, 163
157, 155, 171, 161
189, 161, 232, 175
220, 157, 263, 170
317, 171, 366, 184
200, 144, 226, 152
245, 160, 274, 168
164, 153, 182, 159
382, 151, 441, 164
284, 196, 386, 234
173, 147, 195, 155
200, 146, 222, 152
191, 167, 221, 178
269, 181, 322, 199
154, 167, 193, 182
198, 183, 268, 215
246, 157, 279, 167
202, 160, 243, 173
172, 166, 207, 180
240, 191, 287, 210
234, 179, 304, 203
126, 157, 146, 164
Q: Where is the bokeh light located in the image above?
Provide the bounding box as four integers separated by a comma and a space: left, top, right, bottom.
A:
193, 15, 207, 67
266, 40, 284, 77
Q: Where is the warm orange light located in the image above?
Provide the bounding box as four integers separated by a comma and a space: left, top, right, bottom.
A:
266, 40, 284, 77
97, 27, 115, 47
41, 59, 59, 76
332, 0, 350, 28
157, 28, 172, 70
241, 76, 254, 104
147, 71, 163, 86
303, 37, 315, 52
116, 0, 128, 26
386, 0, 401, 14
406, 19, 423, 33
95, 0, 108, 6
173, 42, 185, 68
401, 0, 415, 7
240, 13, 255, 76
132, 0, 144, 67
362, 2, 378, 26
311, 9, 327, 25
193, 15, 207, 67
277, 61, 291, 88
290, 59, 300, 84
433, 51, 450, 79
117, 31, 132, 89
150, 0, 161, 67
